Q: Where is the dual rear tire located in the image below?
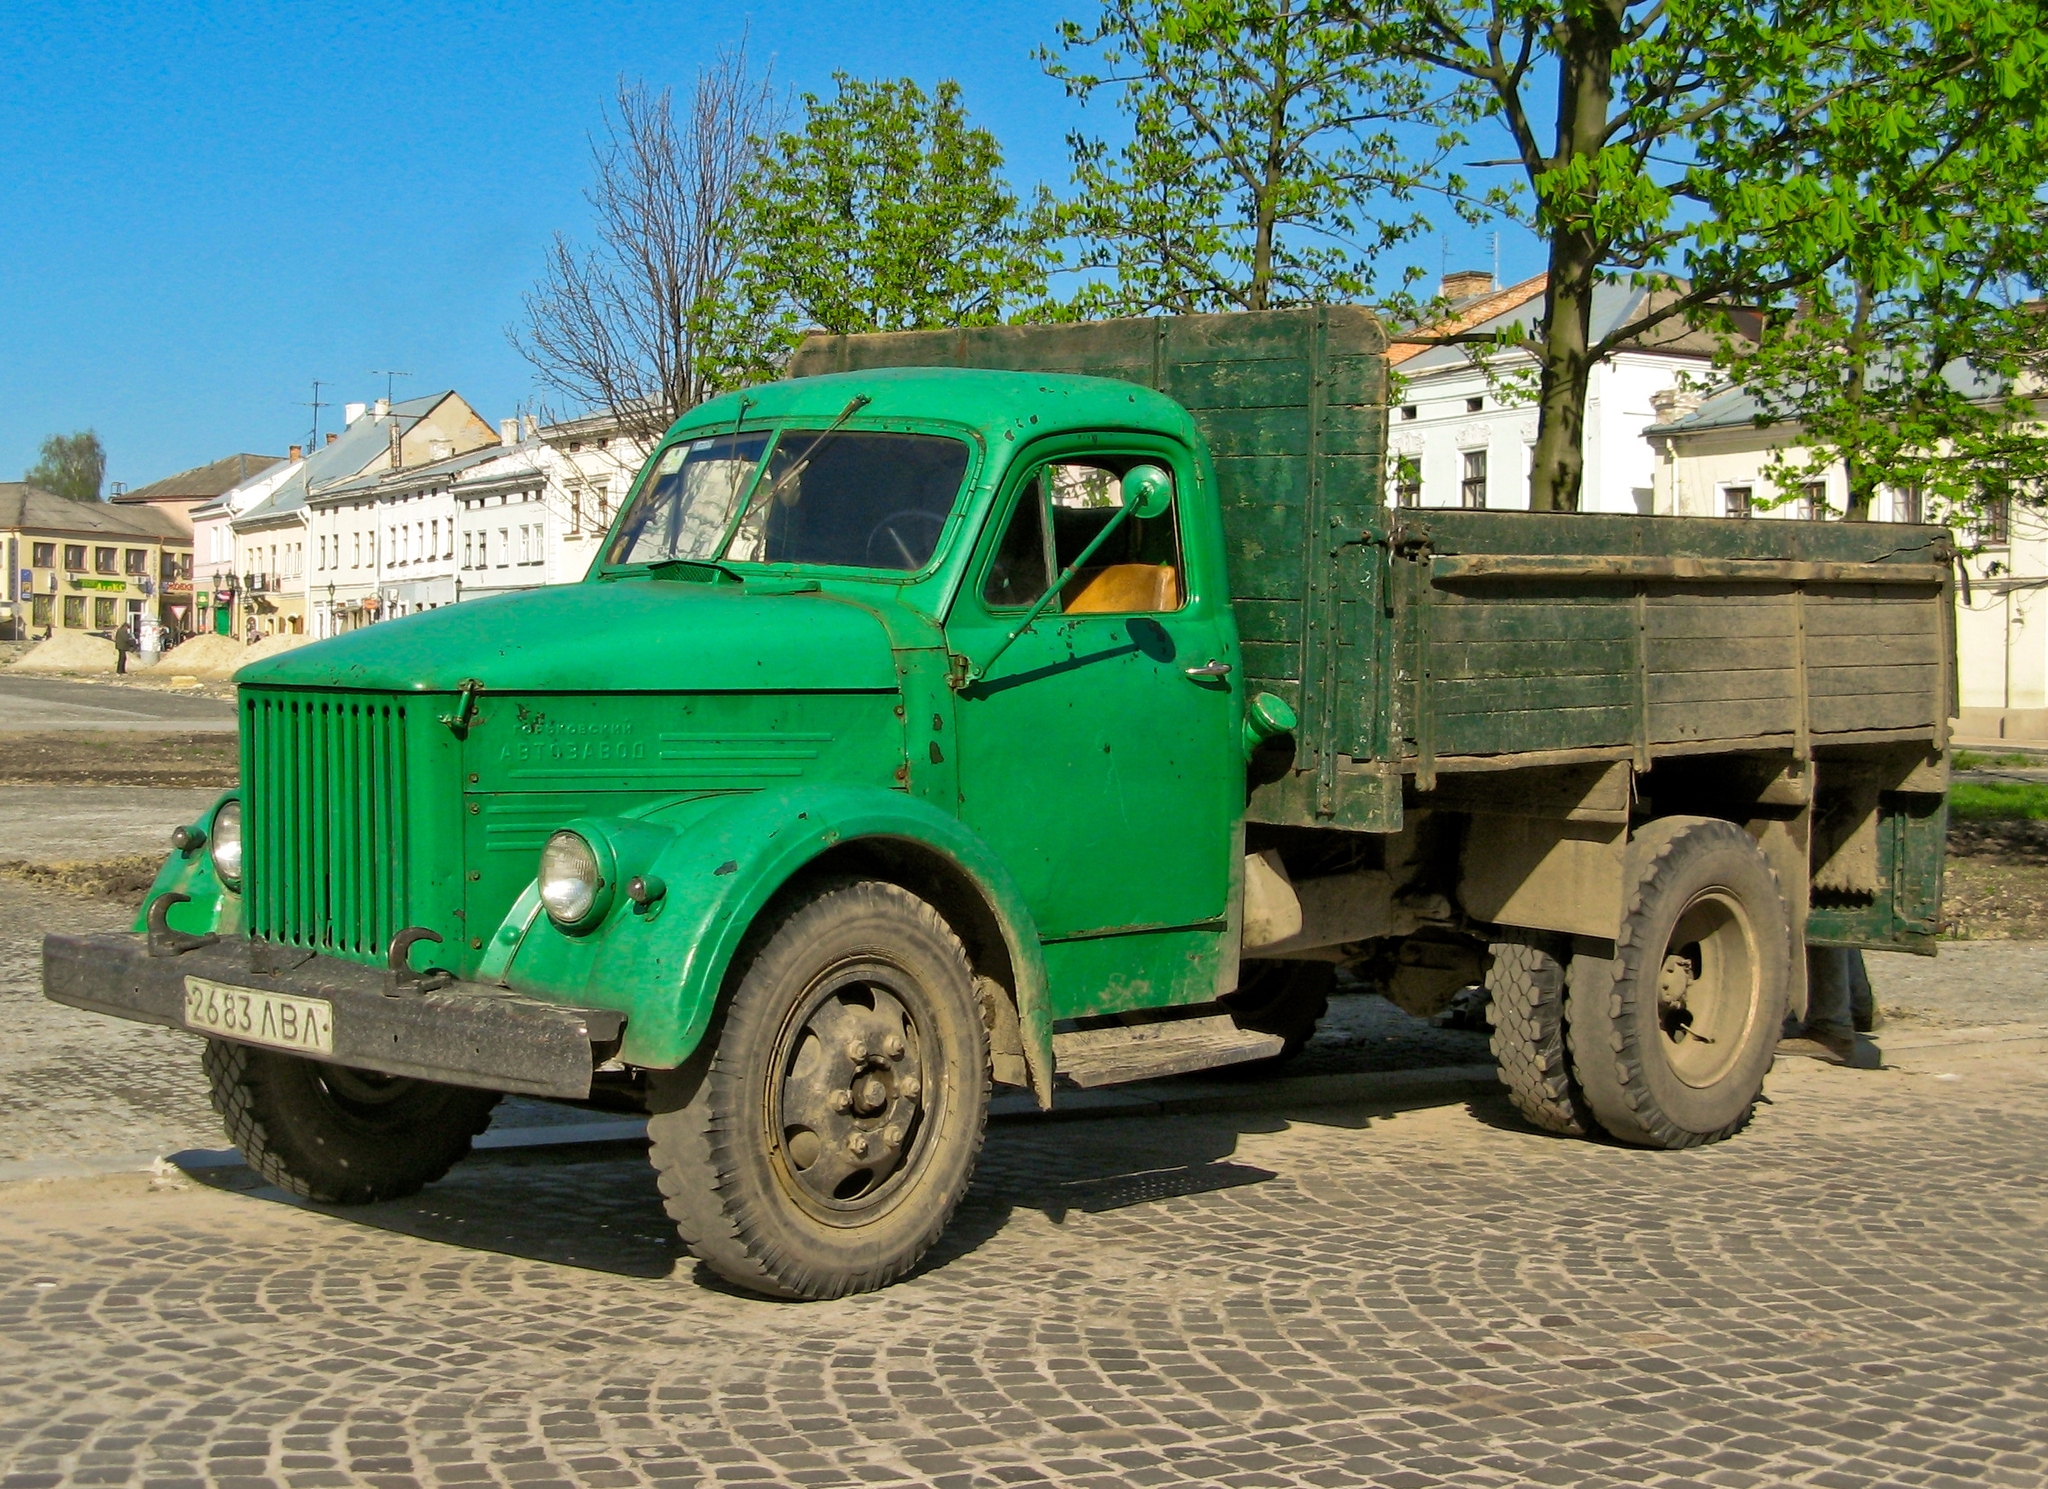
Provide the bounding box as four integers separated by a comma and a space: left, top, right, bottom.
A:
1490, 818, 1791, 1149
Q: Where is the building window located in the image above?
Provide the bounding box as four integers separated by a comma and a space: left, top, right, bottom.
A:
1799, 482, 1826, 521
444, 520, 453, 560
1897, 485, 1923, 524
1723, 485, 1753, 519
1979, 495, 2011, 546
123, 548, 147, 575
31, 542, 53, 568
94, 597, 116, 629
1399, 406, 1417, 422
63, 544, 84, 571
94, 546, 116, 574
1466, 396, 1483, 413
498, 527, 509, 566
569, 487, 583, 533
352, 533, 361, 568
1394, 455, 1421, 508
62, 595, 84, 628
1460, 450, 1488, 509
30, 595, 50, 629
463, 532, 473, 568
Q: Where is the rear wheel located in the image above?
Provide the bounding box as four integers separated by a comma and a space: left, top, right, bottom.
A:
1566, 819, 1790, 1149
647, 879, 989, 1300
201, 1040, 501, 1204
1487, 936, 1601, 1137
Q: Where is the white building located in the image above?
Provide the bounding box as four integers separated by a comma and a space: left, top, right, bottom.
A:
453, 435, 586, 599
1389, 271, 1732, 515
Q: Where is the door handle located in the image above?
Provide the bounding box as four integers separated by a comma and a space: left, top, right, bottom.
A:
1184, 660, 1232, 678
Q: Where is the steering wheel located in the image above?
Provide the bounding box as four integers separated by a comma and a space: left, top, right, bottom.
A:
864, 509, 947, 569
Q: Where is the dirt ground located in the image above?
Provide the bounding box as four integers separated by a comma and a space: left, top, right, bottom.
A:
0, 730, 236, 787
1942, 818, 2048, 939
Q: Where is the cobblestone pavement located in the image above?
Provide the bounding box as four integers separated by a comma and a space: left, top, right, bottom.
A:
0, 1026, 2043, 1489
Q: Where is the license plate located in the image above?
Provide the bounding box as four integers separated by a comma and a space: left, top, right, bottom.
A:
183, 977, 335, 1056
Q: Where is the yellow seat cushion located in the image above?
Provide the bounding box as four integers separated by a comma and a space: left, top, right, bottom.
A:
1063, 563, 1180, 614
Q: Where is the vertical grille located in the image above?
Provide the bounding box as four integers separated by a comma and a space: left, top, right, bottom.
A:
243, 690, 410, 962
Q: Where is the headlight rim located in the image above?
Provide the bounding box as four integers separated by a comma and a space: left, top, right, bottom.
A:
538, 825, 615, 933
208, 797, 243, 891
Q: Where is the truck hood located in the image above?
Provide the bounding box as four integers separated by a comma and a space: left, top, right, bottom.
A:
234, 580, 901, 694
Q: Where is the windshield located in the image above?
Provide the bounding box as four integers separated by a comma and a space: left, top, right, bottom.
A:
606, 426, 972, 574
606, 431, 770, 566
725, 429, 970, 571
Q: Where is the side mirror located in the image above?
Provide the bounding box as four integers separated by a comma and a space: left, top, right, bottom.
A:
1119, 464, 1174, 521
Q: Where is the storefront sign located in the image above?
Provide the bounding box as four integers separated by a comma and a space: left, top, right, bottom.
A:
69, 577, 128, 592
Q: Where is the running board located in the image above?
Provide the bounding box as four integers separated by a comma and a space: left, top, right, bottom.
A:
1052, 1014, 1284, 1089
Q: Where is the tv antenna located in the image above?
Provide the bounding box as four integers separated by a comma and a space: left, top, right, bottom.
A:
299, 379, 330, 450
370, 369, 413, 405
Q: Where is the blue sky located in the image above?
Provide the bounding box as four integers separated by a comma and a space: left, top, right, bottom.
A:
0, 1, 1540, 488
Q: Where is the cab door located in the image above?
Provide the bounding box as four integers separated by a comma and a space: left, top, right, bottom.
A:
945, 440, 1240, 946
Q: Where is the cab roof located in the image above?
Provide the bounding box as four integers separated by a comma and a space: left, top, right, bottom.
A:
671, 367, 1198, 448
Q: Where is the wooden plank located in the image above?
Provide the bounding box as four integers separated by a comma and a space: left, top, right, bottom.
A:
1198, 406, 1310, 459
1643, 604, 1801, 640
1438, 705, 1639, 757
1431, 672, 1636, 716
1648, 668, 1799, 704
1647, 635, 1796, 671
1806, 663, 1940, 698
1432, 554, 1948, 585
1802, 600, 1942, 637
1806, 631, 1943, 666
1232, 598, 1304, 645
1810, 693, 1937, 733
1651, 697, 1798, 743
1238, 640, 1302, 685
1429, 606, 1638, 646
1434, 637, 1637, 679
1165, 357, 1311, 410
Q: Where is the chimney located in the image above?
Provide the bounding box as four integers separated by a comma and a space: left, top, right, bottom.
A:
374, 397, 391, 419
1441, 269, 1495, 301
499, 418, 518, 447
289, 444, 304, 463
344, 401, 367, 426
388, 422, 402, 470
522, 413, 538, 440
1650, 385, 1705, 425
325, 431, 337, 445
430, 438, 455, 462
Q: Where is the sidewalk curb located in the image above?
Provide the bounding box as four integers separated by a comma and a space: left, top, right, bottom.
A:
0, 1064, 1507, 1189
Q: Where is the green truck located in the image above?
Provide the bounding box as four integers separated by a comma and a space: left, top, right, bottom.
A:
46, 307, 1953, 1300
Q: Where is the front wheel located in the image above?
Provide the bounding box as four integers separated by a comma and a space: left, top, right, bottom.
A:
647, 878, 990, 1300
1566, 819, 1790, 1149
201, 1040, 501, 1204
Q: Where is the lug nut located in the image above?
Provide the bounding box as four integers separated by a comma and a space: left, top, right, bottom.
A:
846, 1040, 868, 1062
848, 1133, 870, 1157
882, 1033, 906, 1059
883, 1125, 904, 1148
899, 1075, 921, 1099
828, 1089, 852, 1113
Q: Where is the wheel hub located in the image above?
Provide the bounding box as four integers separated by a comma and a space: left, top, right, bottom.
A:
774, 978, 928, 1210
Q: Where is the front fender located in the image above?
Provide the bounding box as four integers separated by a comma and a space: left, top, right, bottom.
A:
493, 786, 1052, 1098
130, 790, 243, 940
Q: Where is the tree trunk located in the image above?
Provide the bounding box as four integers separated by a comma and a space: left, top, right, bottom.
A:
1527, 3, 1622, 515
1839, 276, 1877, 521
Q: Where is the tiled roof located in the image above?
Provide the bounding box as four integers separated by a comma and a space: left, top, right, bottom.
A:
1391, 275, 1732, 373
0, 484, 190, 540
118, 453, 285, 505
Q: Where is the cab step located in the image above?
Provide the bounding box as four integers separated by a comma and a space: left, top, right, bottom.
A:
1052, 1013, 1283, 1089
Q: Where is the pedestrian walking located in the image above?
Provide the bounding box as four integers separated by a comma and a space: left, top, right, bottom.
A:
1780, 946, 1873, 1065
112, 620, 135, 675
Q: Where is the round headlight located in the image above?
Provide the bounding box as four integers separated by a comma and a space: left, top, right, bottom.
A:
209, 799, 243, 889
539, 830, 603, 925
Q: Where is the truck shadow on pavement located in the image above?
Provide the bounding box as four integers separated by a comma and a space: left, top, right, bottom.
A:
174, 1078, 1491, 1290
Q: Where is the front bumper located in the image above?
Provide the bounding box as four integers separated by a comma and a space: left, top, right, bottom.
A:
43, 933, 625, 1100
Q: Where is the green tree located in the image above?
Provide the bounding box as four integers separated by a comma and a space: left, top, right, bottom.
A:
739, 76, 1053, 345
26, 430, 106, 502
1719, 213, 2048, 531
1044, 0, 1470, 316
1347, 0, 2048, 511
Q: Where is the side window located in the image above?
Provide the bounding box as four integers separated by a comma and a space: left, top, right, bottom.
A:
981, 458, 1185, 614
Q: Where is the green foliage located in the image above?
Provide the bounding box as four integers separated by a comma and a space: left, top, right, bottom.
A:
1348, 0, 2048, 513
1949, 781, 2048, 822
1044, 0, 1472, 316
740, 76, 1054, 347
1953, 751, 2043, 772
25, 430, 105, 503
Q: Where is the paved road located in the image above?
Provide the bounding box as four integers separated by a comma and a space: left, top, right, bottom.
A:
0, 786, 220, 865
0, 676, 236, 732
0, 1025, 2042, 1489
